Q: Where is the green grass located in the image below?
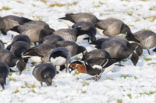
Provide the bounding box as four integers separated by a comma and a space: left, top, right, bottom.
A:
139, 91, 155, 95
144, 58, 152, 61
127, 94, 132, 99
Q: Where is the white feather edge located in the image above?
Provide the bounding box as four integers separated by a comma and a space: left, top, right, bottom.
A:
50, 56, 66, 66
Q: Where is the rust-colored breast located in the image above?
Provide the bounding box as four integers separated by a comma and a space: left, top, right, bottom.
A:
77, 64, 87, 73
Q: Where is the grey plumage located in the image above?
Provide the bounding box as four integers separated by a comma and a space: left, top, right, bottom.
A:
43, 34, 64, 44
72, 21, 96, 42
55, 41, 86, 56
0, 15, 31, 34
33, 63, 56, 86
10, 41, 30, 74
0, 62, 10, 89
7, 35, 31, 50
54, 28, 78, 42
134, 30, 156, 54
0, 49, 17, 67
96, 18, 139, 42
10, 20, 54, 43
0, 40, 4, 50
23, 43, 55, 62
101, 40, 139, 65
59, 13, 99, 24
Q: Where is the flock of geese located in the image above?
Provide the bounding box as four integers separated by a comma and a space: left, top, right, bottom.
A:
0, 13, 156, 89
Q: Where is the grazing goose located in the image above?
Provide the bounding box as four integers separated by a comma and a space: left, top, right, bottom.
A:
10, 20, 54, 44
91, 37, 142, 56
134, 30, 156, 54
59, 13, 99, 24
55, 41, 86, 56
0, 15, 31, 35
43, 34, 64, 44
0, 49, 17, 67
69, 49, 114, 80
7, 34, 31, 50
101, 40, 139, 65
33, 63, 56, 86
0, 62, 10, 89
96, 18, 140, 43
53, 28, 78, 42
72, 21, 96, 42
10, 41, 30, 74
23, 43, 55, 63
49, 47, 71, 72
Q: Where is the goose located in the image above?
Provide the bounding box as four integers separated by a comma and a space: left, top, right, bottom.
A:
53, 28, 78, 42
0, 62, 10, 89
55, 41, 86, 56
49, 47, 71, 72
10, 41, 30, 74
96, 18, 140, 43
33, 63, 56, 86
0, 15, 31, 35
134, 30, 156, 54
72, 21, 96, 42
7, 34, 31, 50
59, 13, 99, 24
10, 20, 54, 44
22, 43, 55, 63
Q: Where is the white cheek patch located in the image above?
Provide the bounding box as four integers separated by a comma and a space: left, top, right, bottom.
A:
50, 56, 66, 66
92, 65, 103, 70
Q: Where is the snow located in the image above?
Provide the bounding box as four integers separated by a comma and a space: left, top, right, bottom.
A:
0, 0, 156, 103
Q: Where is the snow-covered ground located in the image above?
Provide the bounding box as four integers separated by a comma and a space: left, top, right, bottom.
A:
0, 0, 156, 103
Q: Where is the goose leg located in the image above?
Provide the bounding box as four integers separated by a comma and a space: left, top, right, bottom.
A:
147, 49, 150, 55
40, 82, 43, 86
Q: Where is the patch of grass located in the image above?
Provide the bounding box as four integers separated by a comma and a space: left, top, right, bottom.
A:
72, 71, 80, 76
49, 2, 78, 7
21, 85, 25, 88
139, 91, 155, 95
14, 89, 20, 94
99, 1, 104, 5
148, 62, 156, 65
9, 77, 16, 81
149, 6, 156, 11
40, 0, 47, 4
94, 5, 101, 8
29, 89, 36, 93
120, 74, 132, 79
81, 81, 89, 87
9, 72, 12, 76
144, 58, 152, 61
127, 12, 133, 16
75, 77, 80, 80
117, 99, 122, 103
81, 90, 87, 94
133, 76, 138, 79
127, 94, 132, 99
31, 61, 36, 67
32, 16, 43, 20
104, 77, 114, 80
16, 0, 23, 4
0, 6, 11, 11
143, 16, 156, 22
24, 82, 36, 88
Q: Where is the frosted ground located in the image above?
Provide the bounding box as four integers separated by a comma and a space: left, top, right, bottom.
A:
0, 0, 156, 103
